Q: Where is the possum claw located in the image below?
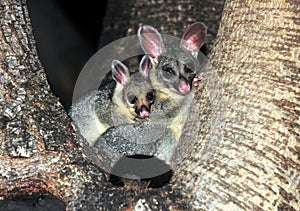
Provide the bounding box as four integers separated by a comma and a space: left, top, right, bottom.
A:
193, 75, 202, 87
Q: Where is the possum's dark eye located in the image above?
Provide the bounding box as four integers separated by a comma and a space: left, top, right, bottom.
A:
184, 65, 194, 74
162, 65, 175, 80
162, 65, 175, 75
128, 95, 137, 105
146, 91, 155, 102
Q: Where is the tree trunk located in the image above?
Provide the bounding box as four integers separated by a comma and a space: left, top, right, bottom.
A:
98, 0, 226, 55
0, 0, 299, 210
174, 1, 300, 210
0, 0, 106, 209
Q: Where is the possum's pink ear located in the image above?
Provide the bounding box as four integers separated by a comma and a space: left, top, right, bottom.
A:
112, 60, 129, 85
139, 55, 152, 78
138, 25, 165, 63
181, 22, 207, 57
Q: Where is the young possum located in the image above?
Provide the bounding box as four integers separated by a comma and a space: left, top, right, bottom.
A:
70, 55, 155, 146
137, 22, 207, 160
109, 57, 155, 122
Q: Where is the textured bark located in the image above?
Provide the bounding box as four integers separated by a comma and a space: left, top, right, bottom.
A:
1, 0, 299, 210
99, 0, 226, 55
0, 0, 106, 208
174, 1, 300, 210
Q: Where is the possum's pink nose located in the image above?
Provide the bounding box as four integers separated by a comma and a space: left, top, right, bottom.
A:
179, 84, 190, 94
140, 110, 149, 117
139, 106, 150, 117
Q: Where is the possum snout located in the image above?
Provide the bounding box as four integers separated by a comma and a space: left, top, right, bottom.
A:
135, 100, 151, 118
140, 106, 150, 117
179, 83, 190, 94
178, 78, 191, 95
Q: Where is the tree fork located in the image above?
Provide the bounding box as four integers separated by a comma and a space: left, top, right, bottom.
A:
0, 0, 299, 210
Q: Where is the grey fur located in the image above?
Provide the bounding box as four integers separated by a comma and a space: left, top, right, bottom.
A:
70, 57, 155, 146
73, 23, 206, 167
94, 117, 176, 169
95, 81, 116, 127
136, 23, 206, 162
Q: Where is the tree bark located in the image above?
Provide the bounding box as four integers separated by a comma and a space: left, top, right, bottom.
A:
98, 0, 226, 55
0, 0, 106, 208
0, 0, 299, 210
174, 1, 300, 210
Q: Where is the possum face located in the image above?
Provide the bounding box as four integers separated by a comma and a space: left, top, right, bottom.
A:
155, 49, 199, 95
112, 55, 154, 119
138, 23, 206, 95
123, 74, 155, 118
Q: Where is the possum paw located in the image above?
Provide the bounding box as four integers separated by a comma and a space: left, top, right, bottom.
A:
193, 75, 202, 87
